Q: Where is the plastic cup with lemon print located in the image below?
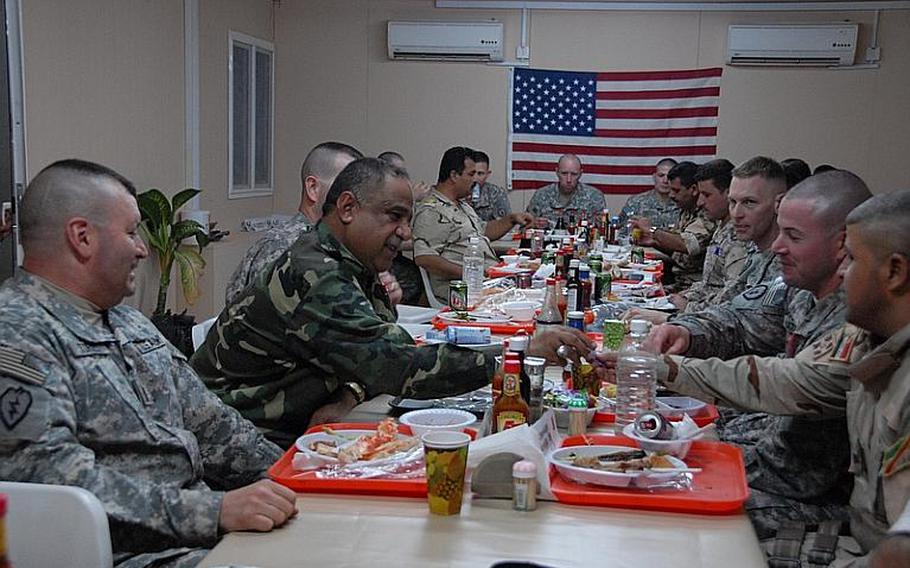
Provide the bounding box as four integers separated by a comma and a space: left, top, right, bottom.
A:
422, 431, 471, 515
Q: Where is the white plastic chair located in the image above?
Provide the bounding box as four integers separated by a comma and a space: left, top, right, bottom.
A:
0, 481, 112, 568
191, 316, 217, 351
418, 267, 446, 309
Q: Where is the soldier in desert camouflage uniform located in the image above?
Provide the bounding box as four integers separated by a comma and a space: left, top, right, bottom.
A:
632, 161, 716, 292
618, 157, 679, 229
193, 158, 592, 447
647, 171, 873, 540
677, 159, 748, 312
0, 160, 295, 568
526, 153, 605, 224
413, 147, 533, 303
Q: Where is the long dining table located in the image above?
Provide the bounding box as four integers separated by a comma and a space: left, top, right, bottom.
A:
199, 395, 767, 568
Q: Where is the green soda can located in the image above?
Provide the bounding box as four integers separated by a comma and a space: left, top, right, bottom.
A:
631, 246, 645, 265
602, 319, 626, 351
449, 280, 468, 314
588, 259, 603, 275
541, 250, 556, 265
594, 272, 612, 304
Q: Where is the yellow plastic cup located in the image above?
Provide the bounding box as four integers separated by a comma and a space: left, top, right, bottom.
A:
422, 431, 471, 515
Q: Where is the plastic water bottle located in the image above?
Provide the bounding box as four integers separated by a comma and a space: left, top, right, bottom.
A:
463, 236, 485, 309
615, 319, 658, 429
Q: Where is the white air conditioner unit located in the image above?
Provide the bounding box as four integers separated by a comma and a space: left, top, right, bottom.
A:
388, 21, 503, 62
727, 23, 859, 67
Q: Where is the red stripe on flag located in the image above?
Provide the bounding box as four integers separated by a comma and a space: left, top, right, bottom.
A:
596, 107, 718, 119
512, 161, 655, 176
512, 142, 717, 157
596, 68, 723, 81
594, 127, 717, 138
597, 87, 720, 100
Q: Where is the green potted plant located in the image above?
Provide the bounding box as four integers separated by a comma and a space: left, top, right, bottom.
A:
137, 188, 210, 354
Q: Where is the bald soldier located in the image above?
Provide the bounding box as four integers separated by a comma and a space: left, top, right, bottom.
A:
606, 189, 910, 566
193, 158, 593, 447
0, 159, 296, 568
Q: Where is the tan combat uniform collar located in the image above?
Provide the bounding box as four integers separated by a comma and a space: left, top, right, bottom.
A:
849, 322, 910, 392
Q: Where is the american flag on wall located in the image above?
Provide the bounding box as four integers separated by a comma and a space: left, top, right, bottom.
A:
509, 67, 722, 195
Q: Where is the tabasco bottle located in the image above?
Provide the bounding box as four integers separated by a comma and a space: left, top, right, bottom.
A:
492, 359, 529, 433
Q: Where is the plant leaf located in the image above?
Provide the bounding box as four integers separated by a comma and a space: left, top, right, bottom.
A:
137, 189, 172, 227
171, 188, 201, 214
175, 246, 206, 305
172, 219, 206, 243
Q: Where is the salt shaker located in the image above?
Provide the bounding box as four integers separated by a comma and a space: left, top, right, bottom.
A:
512, 460, 538, 511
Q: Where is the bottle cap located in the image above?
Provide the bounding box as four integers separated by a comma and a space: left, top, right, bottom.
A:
504, 359, 521, 373
0, 493, 6, 516
545, 277, 556, 285
512, 459, 538, 479
567, 310, 584, 318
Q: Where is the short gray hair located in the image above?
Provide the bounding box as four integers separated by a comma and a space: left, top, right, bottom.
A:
846, 188, 910, 258
322, 158, 409, 216
783, 170, 872, 234
20, 159, 135, 252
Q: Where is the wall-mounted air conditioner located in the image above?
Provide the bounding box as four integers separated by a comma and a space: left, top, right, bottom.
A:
387, 21, 503, 62
727, 23, 859, 67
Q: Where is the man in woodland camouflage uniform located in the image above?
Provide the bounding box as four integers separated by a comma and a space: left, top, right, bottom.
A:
0, 160, 296, 568
647, 171, 873, 539
618, 157, 679, 229
526, 153, 605, 224
225, 142, 401, 306
193, 158, 592, 447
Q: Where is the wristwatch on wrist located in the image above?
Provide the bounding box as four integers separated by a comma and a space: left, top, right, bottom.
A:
342, 381, 367, 404
649, 226, 659, 235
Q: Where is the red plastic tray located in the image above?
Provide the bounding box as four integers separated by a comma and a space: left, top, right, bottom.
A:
431, 309, 536, 335
269, 423, 474, 498
550, 434, 749, 515
593, 402, 720, 427
486, 265, 535, 278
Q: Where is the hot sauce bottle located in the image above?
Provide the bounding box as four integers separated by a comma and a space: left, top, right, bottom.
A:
492, 359, 529, 433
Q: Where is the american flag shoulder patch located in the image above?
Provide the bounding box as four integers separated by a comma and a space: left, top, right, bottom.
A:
884, 434, 910, 477
0, 346, 47, 386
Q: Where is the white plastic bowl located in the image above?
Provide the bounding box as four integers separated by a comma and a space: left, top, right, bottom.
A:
621, 423, 703, 458
500, 300, 540, 322
399, 408, 476, 438
501, 254, 521, 265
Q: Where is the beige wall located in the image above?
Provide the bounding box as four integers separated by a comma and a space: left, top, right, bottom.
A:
19, 0, 910, 317
274, 1, 910, 218
21, 0, 186, 312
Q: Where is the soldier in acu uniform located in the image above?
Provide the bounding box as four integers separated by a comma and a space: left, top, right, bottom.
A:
192, 158, 592, 447
645, 171, 873, 541
470, 150, 512, 222
525, 153, 606, 224
0, 160, 296, 568
618, 157, 679, 229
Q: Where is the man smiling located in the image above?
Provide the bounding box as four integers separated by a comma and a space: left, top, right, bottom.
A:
193, 158, 592, 446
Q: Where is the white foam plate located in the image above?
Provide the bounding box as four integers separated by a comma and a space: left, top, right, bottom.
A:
547, 445, 688, 488
396, 304, 440, 324
437, 311, 511, 323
